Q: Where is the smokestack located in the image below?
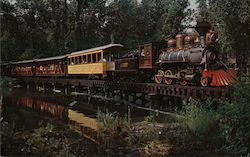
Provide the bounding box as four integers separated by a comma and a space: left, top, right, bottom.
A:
195, 18, 211, 47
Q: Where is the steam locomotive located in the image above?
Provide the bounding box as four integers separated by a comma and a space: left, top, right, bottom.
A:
114, 20, 237, 86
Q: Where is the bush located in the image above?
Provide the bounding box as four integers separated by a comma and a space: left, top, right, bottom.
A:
217, 82, 250, 155
173, 82, 250, 155
96, 110, 161, 149
0, 76, 12, 87
176, 98, 221, 154
97, 109, 131, 149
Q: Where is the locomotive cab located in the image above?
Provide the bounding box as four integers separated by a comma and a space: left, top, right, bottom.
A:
139, 42, 166, 70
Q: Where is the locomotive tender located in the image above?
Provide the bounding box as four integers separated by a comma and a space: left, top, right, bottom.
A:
115, 42, 166, 82
0, 20, 237, 87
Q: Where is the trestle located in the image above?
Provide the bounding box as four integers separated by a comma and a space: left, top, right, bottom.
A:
17, 77, 230, 107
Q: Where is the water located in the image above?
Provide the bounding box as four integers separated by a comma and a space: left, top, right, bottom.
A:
1, 86, 161, 156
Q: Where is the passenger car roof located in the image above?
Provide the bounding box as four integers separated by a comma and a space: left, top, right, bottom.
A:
69, 43, 124, 55
36, 55, 66, 62
10, 59, 37, 64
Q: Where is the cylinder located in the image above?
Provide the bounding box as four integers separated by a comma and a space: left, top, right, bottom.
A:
176, 34, 184, 49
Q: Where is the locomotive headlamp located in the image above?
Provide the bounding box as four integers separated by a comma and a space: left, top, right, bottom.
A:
207, 51, 216, 61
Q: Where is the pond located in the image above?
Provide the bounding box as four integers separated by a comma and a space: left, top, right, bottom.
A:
1, 86, 166, 156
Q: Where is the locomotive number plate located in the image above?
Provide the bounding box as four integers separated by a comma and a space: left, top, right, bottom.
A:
120, 62, 128, 68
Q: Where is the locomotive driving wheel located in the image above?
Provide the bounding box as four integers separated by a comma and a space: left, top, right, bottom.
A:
164, 70, 173, 85
155, 70, 164, 84
200, 77, 209, 87
179, 72, 188, 86
179, 79, 188, 86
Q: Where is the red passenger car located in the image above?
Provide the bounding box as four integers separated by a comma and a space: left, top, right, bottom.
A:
11, 59, 36, 76
35, 55, 67, 77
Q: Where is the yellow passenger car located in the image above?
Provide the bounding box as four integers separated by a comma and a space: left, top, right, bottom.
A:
67, 44, 124, 77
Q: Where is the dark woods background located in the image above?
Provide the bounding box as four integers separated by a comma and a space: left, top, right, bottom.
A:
1, 0, 249, 65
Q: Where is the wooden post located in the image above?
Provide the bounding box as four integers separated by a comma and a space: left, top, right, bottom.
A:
42, 83, 45, 92
64, 85, 68, 94
87, 87, 91, 95
132, 93, 137, 104
140, 93, 146, 106
53, 83, 56, 92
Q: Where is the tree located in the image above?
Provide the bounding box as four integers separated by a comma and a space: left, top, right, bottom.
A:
1, 0, 191, 62
207, 0, 250, 67
1, 0, 20, 62
196, 0, 209, 20
161, 0, 190, 40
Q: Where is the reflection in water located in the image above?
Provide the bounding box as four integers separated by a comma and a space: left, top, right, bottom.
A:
36, 99, 67, 120
12, 96, 68, 120
68, 109, 98, 143
69, 109, 98, 130
11, 96, 98, 143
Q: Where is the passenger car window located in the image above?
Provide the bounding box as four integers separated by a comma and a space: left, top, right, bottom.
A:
87, 54, 91, 63
75, 57, 79, 64
79, 56, 82, 63
83, 55, 86, 63
92, 54, 96, 62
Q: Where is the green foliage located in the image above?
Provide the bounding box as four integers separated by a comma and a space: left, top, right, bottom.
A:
0, 76, 12, 87
196, 0, 250, 65
217, 83, 250, 154
97, 109, 131, 149
174, 82, 250, 155
97, 109, 161, 149
161, 0, 190, 39
23, 123, 75, 156
1, 0, 190, 62
144, 115, 155, 123
97, 109, 119, 133
179, 98, 221, 152
1, 120, 15, 151
97, 109, 130, 134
